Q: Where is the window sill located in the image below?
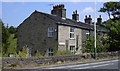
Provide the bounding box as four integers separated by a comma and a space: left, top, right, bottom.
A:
69, 38, 75, 40
48, 37, 53, 38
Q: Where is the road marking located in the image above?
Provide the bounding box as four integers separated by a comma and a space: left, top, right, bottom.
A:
47, 60, 118, 69
75, 63, 114, 69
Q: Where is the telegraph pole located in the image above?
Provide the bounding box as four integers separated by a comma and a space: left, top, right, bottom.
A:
94, 0, 97, 59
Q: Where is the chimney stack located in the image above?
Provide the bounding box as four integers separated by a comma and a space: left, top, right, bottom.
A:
72, 10, 79, 22
84, 15, 92, 25
51, 4, 66, 19
84, 15, 88, 24
97, 15, 102, 25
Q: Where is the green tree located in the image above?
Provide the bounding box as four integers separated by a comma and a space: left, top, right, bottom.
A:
2, 22, 17, 57
82, 35, 108, 53
103, 20, 120, 51
2, 23, 10, 56
9, 26, 16, 34
99, 1, 120, 51
99, 2, 120, 19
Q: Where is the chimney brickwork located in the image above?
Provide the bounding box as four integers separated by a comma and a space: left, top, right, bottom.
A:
51, 4, 66, 19
72, 10, 79, 22
84, 15, 92, 25
97, 15, 102, 25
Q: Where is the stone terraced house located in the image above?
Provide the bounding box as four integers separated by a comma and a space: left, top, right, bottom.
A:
17, 4, 106, 56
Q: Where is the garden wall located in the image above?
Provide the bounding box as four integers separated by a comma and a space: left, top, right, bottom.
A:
2, 51, 118, 68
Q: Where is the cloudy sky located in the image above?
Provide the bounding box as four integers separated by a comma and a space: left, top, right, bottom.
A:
1, 0, 119, 27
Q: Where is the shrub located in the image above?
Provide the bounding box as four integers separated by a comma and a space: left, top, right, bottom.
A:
82, 35, 108, 53
34, 50, 43, 57
16, 48, 29, 57
9, 63, 19, 67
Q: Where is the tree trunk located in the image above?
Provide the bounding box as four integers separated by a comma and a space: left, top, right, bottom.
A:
107, 11, 111, 19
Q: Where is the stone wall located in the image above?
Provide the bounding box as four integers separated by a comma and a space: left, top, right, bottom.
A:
2, 54, 90, 68
2, 51, 118, 68
96, 51, 118, 58
58, 25, 82, 52
17, 11, 58, 56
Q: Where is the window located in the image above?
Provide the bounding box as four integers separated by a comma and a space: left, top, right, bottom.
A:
27, 46, 32, 57
48, 48, 54, 56
86, 32, 90, 40
48, 27, 54, 37
70, 27, 74, 39
86, 32, 90, 35
70, 46, 75, 53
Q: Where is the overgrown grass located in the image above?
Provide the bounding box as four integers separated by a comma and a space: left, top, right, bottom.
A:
55, 51, 73, 56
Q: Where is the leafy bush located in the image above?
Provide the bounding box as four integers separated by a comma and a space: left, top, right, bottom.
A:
16, 48, 29, 57
82, 35, 108, 53
9, 63, 19, 67
34, 50, 43, 57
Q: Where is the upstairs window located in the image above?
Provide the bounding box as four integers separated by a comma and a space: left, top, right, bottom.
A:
48, 27, 54, 37
70, 27, 75, 39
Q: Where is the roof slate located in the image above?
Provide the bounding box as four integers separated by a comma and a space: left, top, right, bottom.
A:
33, 10, 106, 31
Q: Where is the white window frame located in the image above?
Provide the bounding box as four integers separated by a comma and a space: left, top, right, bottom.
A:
48, 48, 54, 56
48, 27, 54, 37
86, 32, 90, 35
70, 27, 75, 39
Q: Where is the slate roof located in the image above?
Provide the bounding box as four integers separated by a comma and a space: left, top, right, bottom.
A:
33, 10, 106, 32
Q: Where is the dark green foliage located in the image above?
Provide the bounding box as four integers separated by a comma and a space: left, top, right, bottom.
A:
9, 26, 16, 34
99, 1, 120, 19
2, 21, 17, 57
99, 1, 120, 52
2, 23, 10, 55
82, 35, 108, 53
8, 26, 17, 39
103, 20, 120, 51
82, 36, 94, 53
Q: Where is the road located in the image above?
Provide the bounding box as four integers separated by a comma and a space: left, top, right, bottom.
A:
34, 59, 119, 69
2, 59, 120, 71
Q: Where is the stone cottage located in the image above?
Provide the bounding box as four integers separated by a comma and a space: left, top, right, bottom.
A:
17, 4, 105, 56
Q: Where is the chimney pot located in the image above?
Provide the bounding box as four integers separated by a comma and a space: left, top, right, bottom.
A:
51, 4, 66, 18
85, 15, 92, 24
85, 15, 87, 18
89, 15, 91, 18
72, 10, 79, 22
97, 15, 102, 25
99, 15, 101, 18
75, 10, 77, 14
